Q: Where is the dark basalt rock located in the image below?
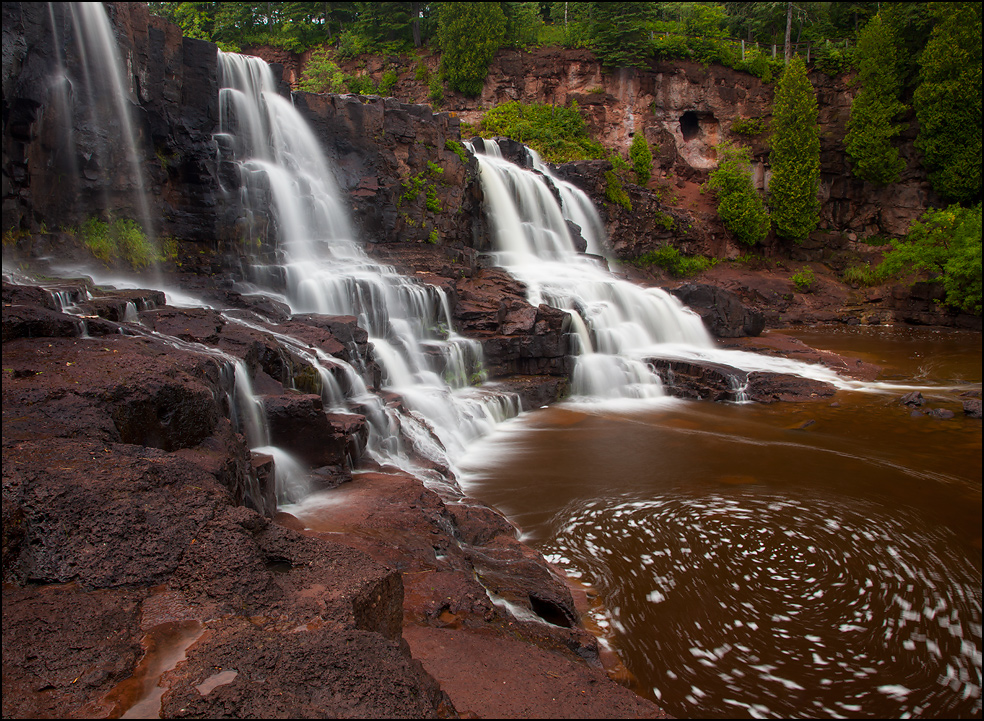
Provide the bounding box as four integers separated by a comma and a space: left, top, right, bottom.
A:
650, 357, 837, 403
670, 283, 766, 338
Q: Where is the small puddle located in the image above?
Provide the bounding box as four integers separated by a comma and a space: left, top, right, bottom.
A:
101, 619, 204, 718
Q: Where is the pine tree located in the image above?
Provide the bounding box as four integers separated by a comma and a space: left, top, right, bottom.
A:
913, 2, 982, 204
769, 57, 820, 243
436, 2, 506, 96
586, 2, 655, 69
846, 14, 907, 184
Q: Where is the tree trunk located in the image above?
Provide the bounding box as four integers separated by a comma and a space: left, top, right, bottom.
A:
784, 2, 793, 62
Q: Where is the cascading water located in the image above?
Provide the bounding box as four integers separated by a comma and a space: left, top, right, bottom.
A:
469, 138, 713, 400
468, 138, 903, 401
62, 2, 154, 240
216, 52, 519, 484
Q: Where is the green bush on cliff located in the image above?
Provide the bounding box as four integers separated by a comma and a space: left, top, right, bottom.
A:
629, 133, 653, 185
479, 101, 604, 163
879, 204, 983, 315
298, 49, 348, 93
706, 143, 770, 246
633, 246, 717, 277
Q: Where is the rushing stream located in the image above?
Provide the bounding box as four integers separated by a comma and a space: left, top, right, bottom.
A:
459, 326, 983, 718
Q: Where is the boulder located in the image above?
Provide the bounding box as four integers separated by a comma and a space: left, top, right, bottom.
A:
670, 283, 766, 337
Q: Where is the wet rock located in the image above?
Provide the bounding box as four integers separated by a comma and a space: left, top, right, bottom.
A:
962, 394, 982, 419
926, 408, 955, 420
1, 303, 85, 340
650, 357, 837, 403
263, 393, 367, 468
901, 391, 925, 407
670, 283, 766, 338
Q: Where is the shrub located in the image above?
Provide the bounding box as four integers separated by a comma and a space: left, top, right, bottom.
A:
633, 246, 717, 277
730, 117, 767, 136
842, 263, 880, 287
629, 133, 653, 185
445, 139, 468, 163
604, 170, 632, 211
479, 101, 605, 163
378, 69, 399, 96
879, 204, 982, 315
791, 266, 816, 292
298, 49, 347, 93
706, 143, 770, 245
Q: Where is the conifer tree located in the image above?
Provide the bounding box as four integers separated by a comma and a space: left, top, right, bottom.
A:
436, 2, 506, 96
586, 2, 655, 69
629, 133, 653, 185
769, 57, 820, 242
913, 2, 982, 203
846, 14, 907, 184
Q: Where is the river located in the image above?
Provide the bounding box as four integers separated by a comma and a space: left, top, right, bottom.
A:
459, 326, 982, 718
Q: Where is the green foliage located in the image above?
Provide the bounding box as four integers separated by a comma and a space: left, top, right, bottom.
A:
401, 174, 426, 204
730, 117, 767, 136
436, 2, 506, 96
629, 134, 653, 185
428, 227, 440, 244
298, 49, 348, 93
445, 139, 468, 163
77, 217, 160, 269
653, 210, 675, 231
846, 15, 907, 184
479, 101, 605, 163
707, 143, 770, 246
812, 41, 855, 76
913, 3, 983, 203
428, 73, 445, 106
604, 170, 632, 211
586, 1, 655, 69
791, 266, 816, 292
842, 262, 880, 287
633, 246, 717, 277
378, 69, 399, 96
879, 204, 983, 315
769, 57, 820, 243
425, 184, 442, 213
502, 2, 543, 49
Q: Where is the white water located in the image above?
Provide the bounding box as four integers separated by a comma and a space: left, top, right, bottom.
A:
64, 2, 154, 240
217, 53, 520, 486
468, 139, 911, 402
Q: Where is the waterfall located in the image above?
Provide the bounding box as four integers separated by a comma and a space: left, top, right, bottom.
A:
468, 139, 909, 400
470, 138, 714, 400
217, 52, 520, 485
63, 2, 154, 240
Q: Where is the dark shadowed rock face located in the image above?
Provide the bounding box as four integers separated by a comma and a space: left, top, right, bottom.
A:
670, 283, 766, 338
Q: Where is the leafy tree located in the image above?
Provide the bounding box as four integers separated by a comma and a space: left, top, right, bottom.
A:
769, 56, 820, 242
879, 204, 982, 315
436, 2, 506, 96
707, 143, 771, 245
586, 2, 655, 69
629, 133, 653, 185
845, 14, 907, 184
913, 2, 982, 204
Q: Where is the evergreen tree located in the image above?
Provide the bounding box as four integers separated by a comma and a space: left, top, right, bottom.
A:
436, 2, 506, 96
845, 14, 907, 184
769, 56, 820, 242
913, 2, 982, 204
586, 2, 655, 69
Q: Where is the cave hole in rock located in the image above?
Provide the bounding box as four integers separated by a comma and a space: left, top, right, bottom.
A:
265, 556, 294, 574
680, 111, 701, 142
529, 594, 574, 628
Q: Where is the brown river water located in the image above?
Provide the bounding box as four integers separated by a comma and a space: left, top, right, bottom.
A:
459, 326, 982, 718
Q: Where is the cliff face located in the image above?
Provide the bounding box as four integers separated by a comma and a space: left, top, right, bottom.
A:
316, 45, 937, 242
